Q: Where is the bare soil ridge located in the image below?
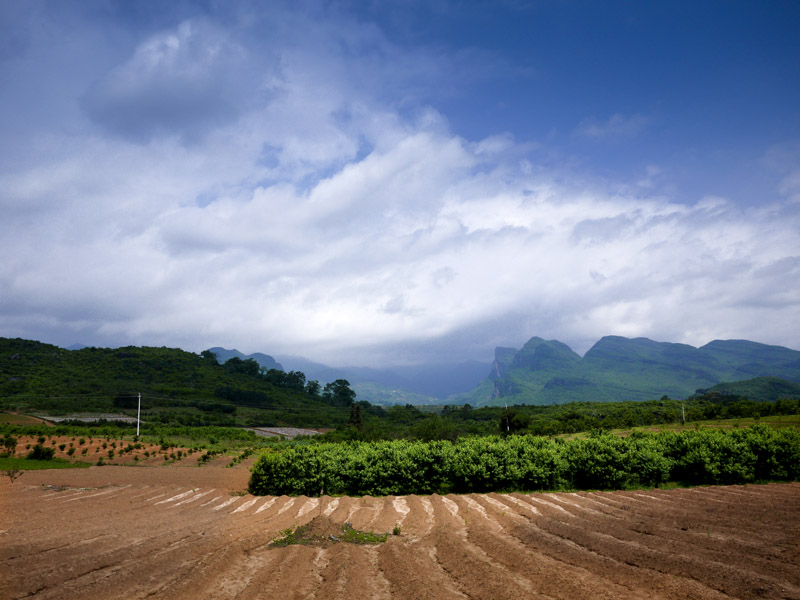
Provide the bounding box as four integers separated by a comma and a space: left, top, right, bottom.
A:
2, 464, 798, 599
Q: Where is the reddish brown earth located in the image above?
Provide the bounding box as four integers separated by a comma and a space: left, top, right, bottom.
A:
9, 435, 215, 466
1, 465, 798, 599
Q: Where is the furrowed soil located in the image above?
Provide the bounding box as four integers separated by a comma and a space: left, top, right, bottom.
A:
1, 463, 798, 600
7, 435, 224, 467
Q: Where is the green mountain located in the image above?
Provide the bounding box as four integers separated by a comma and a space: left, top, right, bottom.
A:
0, 337, 353, 427
463, 336, 800, 406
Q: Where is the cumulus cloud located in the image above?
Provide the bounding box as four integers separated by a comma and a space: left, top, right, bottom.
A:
8, 116, 798, 365
1, 3, 799, 365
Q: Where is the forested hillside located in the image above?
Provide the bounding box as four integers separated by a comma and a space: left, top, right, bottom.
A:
697, 376, 800, 402
0, 338, 356, 428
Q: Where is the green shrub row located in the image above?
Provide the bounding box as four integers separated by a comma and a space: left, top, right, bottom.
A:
248, 425, 800, 496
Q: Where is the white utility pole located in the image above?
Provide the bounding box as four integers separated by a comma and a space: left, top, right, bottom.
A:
137, 392, 141, 436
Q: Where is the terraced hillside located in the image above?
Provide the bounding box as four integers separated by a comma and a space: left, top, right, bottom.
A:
1, 466, 798, 599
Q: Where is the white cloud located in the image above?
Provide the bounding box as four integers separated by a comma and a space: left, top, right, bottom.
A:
1, 5, 799, 365
576, 113, 648, 139
5, 107, 799, 363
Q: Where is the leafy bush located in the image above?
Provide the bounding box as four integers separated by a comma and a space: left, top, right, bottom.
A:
249, 426, 800, 496
26, 444, 55, 460
1, 435, 17, 456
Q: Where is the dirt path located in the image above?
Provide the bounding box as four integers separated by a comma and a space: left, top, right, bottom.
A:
1, 467, 798, 599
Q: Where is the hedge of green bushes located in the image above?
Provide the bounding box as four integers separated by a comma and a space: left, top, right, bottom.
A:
248, 425, 800, 496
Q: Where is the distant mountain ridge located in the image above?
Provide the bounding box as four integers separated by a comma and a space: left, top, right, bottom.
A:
60, 336, 800, 407
205, 348, 490, 405
462, 336, 800, 406
206, 347, 283, 372
277, 357, 491, 404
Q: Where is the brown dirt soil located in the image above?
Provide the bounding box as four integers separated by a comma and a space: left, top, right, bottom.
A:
9, 434, 210, 466
1, 467, 798, 600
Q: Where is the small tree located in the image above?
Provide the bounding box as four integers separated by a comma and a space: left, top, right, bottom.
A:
4, 469, 23, 484
27, 444, 55, 460
224, 357, 260, 376
2, 435, 17, 456
323, 379, 356, 407
348, 403, 364, 430
499, 408, 530, 435
305, 380, 322, 398
412, 415, 459, 442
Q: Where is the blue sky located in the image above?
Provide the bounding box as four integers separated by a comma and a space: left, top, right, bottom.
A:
1, 0, 799, 365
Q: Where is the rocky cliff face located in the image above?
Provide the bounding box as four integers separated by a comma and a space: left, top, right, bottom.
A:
490, 347, 517, 379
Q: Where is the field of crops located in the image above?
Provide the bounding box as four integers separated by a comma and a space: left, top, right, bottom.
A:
250, 425, 800, 496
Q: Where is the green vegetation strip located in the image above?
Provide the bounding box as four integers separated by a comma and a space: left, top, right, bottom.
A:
0, 457, 91, 470
249, 425, 800, 496
270, 517, 391, 548
0, 413, 49, 425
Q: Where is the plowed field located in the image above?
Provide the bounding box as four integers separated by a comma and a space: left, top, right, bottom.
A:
2, 466, 798, 599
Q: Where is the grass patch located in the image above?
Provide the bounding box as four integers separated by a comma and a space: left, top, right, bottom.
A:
556, 414, 800, 440
270, 516, 390, 548
613, 414, 800, 436
555, 415, 800, 440
0, 413, 52, 426
0, 457, 91, 470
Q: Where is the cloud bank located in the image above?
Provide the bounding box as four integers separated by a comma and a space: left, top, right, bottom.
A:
1, 3, 798, 366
